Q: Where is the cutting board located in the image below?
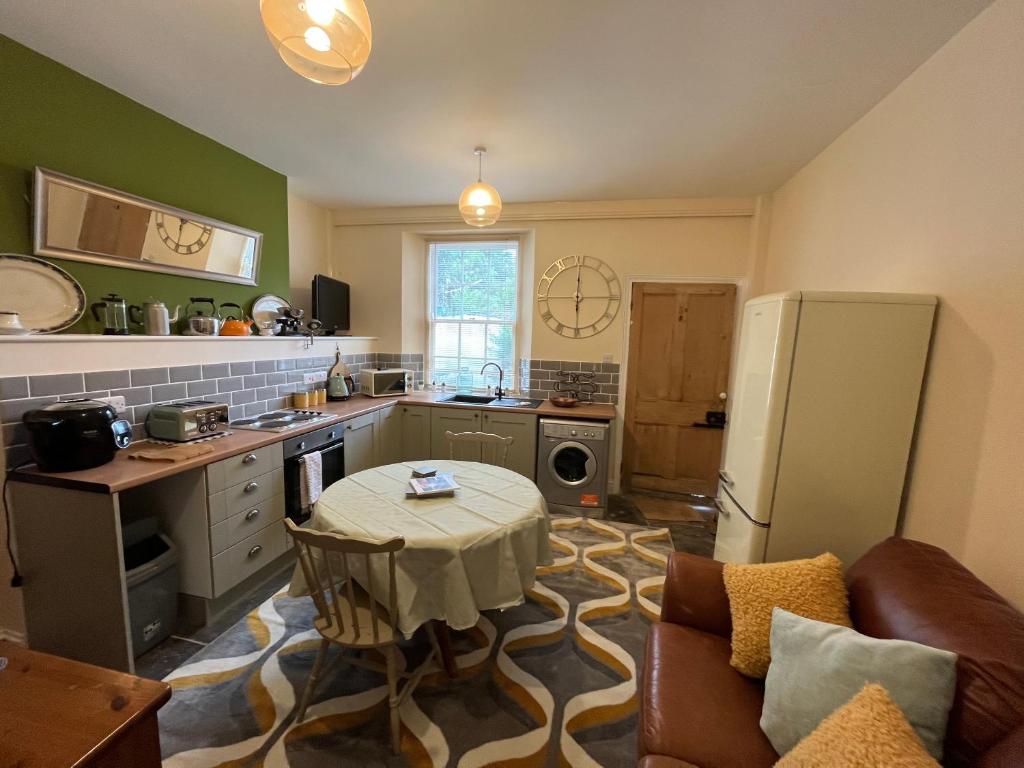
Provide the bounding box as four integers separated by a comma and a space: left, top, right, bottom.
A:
126, 441, 217, 463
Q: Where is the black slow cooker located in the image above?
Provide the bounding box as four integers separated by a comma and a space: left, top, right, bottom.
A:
23, 400, 133, 472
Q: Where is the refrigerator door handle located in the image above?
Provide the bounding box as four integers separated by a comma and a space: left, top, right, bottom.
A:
718, 469, 734, 486
722, 487, 770, 528
712, 497, 728, 515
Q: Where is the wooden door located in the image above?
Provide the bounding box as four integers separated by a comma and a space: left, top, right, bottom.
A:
401, 405, 432, 461
623, 283, 736, 496
77, 195, 150, 259
481, 411, 538, 479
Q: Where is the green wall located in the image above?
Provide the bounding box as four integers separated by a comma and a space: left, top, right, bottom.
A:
0, 35, 289, 333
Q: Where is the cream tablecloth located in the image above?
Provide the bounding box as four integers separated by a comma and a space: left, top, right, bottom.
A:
288, 460, 552, 636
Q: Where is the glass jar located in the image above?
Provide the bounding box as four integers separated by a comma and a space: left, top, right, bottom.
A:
292, 387, 311, 408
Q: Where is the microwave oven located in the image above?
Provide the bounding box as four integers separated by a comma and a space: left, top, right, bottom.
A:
365, 368, 412, 397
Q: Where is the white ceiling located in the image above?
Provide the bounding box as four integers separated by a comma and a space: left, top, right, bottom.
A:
3, 1, 991, 208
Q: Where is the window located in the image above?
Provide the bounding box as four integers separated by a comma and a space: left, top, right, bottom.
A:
428, 240, 519, 390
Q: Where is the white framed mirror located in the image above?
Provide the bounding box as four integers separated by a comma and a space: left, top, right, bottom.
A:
33, 167, 263, 286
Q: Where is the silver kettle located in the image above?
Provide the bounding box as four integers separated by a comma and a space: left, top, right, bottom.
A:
182, 297, 221, 336
129, 300, 181, 336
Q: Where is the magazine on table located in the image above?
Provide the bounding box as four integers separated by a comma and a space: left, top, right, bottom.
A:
407, 473, 460, 498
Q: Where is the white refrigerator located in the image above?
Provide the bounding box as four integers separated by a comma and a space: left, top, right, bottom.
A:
714, 291, 936, 567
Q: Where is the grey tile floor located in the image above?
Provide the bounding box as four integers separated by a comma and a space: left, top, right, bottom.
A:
606, 492, 718, 557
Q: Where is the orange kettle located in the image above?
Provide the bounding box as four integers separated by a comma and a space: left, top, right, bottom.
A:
219, 302, 253, 336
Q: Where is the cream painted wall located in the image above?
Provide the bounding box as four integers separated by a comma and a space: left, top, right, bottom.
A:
760, 0, 1024, 606
331, 204, 755, 361
287, 188, 332, 318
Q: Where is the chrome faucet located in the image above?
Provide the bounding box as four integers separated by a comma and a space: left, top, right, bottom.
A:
480, 362, 505, 399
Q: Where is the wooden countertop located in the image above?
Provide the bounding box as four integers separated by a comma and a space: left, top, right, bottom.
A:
11, 393, 615, 494
0, 640, 170, 767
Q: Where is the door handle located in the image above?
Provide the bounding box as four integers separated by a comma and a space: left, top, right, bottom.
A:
242, 453, 258, 464
247, 545, 263, 558
244, 481, 259, 493
245, 508, 260, 521
718, 470, 734, 486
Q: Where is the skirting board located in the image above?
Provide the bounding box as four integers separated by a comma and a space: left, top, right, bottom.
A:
0, 627, 27, 645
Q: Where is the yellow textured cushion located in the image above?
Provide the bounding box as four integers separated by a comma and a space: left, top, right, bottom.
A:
775, 684, 940, 767
723, 552, 851, 677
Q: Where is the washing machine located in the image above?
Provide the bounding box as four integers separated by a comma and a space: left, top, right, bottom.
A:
536, 418, 611, 517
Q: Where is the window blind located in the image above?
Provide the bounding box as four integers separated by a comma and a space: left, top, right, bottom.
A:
428, 240, 519, 390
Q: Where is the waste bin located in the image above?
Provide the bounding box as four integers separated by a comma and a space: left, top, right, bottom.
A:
122, 518, 179, 657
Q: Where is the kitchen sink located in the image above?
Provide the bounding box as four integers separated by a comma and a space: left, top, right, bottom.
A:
440, 394, 496, 405
490, 398, 543, 409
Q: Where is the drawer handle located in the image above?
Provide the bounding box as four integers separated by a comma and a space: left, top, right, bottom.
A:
242, 453, 258, 464
244, 481, 259, 493
245, 508, 260, 521
247, 545, 263, 559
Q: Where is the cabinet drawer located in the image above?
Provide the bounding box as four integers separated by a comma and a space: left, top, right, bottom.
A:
207, 444, 283, 494
212, 522, 289, 597
208, 468, 284, 525
210, 494, 284, 555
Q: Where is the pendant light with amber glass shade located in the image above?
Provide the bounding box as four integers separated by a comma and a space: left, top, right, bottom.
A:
260, 0, 372, 85
459, 147, 502, 227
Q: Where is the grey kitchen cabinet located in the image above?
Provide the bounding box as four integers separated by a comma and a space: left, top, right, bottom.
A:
401, 404, 432, 461
481, 410, 538, 479
343, 410, 378, 475
376, 403, 402, 465
429, 407, 482, 459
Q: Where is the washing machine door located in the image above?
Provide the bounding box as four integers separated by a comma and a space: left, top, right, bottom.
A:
547, 441, 597, 487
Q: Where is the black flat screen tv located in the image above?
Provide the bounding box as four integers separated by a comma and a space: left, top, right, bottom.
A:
312, 274, 351, 334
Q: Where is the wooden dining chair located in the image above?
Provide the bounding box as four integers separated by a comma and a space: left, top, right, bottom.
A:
284, 519, 445, 753
445, 430, 514, 468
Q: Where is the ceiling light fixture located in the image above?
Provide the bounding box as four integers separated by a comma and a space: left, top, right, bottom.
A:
459, 147, 502, 227
260, 0, 372, 86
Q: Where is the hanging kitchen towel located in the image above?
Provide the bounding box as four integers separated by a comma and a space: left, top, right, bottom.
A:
300, 450, 323, 509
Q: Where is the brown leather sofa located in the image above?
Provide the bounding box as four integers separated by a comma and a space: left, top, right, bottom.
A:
639, 537, 1024, 767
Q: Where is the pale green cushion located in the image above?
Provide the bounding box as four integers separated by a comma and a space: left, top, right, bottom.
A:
760, 608, 957, 761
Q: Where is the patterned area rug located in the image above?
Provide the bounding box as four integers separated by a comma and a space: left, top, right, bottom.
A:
159, 516, 672, 767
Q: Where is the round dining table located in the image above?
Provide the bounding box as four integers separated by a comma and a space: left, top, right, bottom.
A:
289, 460, 552, 650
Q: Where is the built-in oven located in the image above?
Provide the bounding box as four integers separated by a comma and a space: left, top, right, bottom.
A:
282, 423, 345, 524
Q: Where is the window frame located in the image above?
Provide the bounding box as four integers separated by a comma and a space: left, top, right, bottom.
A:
425, 236, 522, 392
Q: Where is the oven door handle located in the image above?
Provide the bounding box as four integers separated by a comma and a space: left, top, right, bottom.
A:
297, 440, 344, 463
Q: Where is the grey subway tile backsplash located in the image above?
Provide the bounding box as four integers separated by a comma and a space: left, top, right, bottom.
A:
187, 379, 217, 397
201, 363, 230, 380
59, 391, 108, 402
1, 396, 58, 423
130, 367, 169, 387
217, 377, 244, 393
29, 373, 85, 396
229, 361, 254, 376
84, 370, 130, 391
0, 377, 29, 400
111, 386, 152, 406
243, 374, 266, 389
205, 393, 233, 406
231, 389, 255, 405
244, 400, 267, 417
276, 358, 296, 371
256, 386, 278, 401
526, 358, 620, 404
228, 405, 245, 422
254, 360, 277, 374
132, 404, 154, 425
151, 382, 187, 402
264, 372, 286, 386
170, 364, 203, 383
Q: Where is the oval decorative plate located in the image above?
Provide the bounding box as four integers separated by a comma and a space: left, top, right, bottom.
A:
0, 254, 86, 334
250, 293, 291, 326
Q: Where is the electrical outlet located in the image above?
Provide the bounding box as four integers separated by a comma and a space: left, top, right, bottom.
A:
96, 395, 127, 414
303, 371, 327, 384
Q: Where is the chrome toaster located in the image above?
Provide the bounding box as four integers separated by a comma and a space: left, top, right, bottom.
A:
146, 400, 229, 442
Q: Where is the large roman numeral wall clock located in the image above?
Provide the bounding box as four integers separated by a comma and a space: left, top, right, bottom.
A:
537, 254, 621, 338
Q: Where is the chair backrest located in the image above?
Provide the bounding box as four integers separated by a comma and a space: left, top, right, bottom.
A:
284, 518, 405, 644
445, 430, 514, 467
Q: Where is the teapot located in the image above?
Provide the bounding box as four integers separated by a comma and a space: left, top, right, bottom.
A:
128, 299, 181, 336
219, 302, 253, 336
182, 297, 221, 336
